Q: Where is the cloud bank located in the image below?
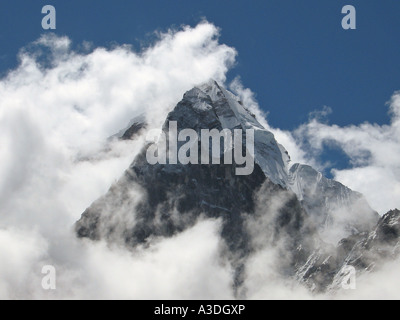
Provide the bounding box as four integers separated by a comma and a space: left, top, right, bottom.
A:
0, 22, 238, 299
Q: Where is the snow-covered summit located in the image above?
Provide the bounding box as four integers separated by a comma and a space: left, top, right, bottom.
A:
288, 163, 379, 242
178, 80, 289, 187
182, 81, 378, 241
75, 80, 395, 295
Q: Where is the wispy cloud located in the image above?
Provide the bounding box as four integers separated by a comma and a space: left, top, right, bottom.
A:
293, 93, 400, 214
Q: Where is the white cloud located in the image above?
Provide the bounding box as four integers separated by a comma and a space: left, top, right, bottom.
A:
0, 220, 233, 300
245, 248, 314, 300
0, 228, 47, 299
0, 21, 236, 226
78, 219, 234, 300
336, 257, 400, 300
294, 92, 400, 214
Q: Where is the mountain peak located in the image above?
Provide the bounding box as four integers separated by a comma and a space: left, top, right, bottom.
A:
165, 81, 289, 186
75, 83, 390, 296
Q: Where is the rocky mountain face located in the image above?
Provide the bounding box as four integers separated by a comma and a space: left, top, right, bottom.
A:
111, 114, 147, 140
75, 81, 399, 296
297, 209, 400, 292
288, 163, 379, 244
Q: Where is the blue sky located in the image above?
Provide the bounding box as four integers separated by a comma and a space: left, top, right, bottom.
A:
1, 0, 399, 171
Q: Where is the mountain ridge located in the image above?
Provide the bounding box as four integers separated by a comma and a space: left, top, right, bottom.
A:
75, 81, 399, 296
